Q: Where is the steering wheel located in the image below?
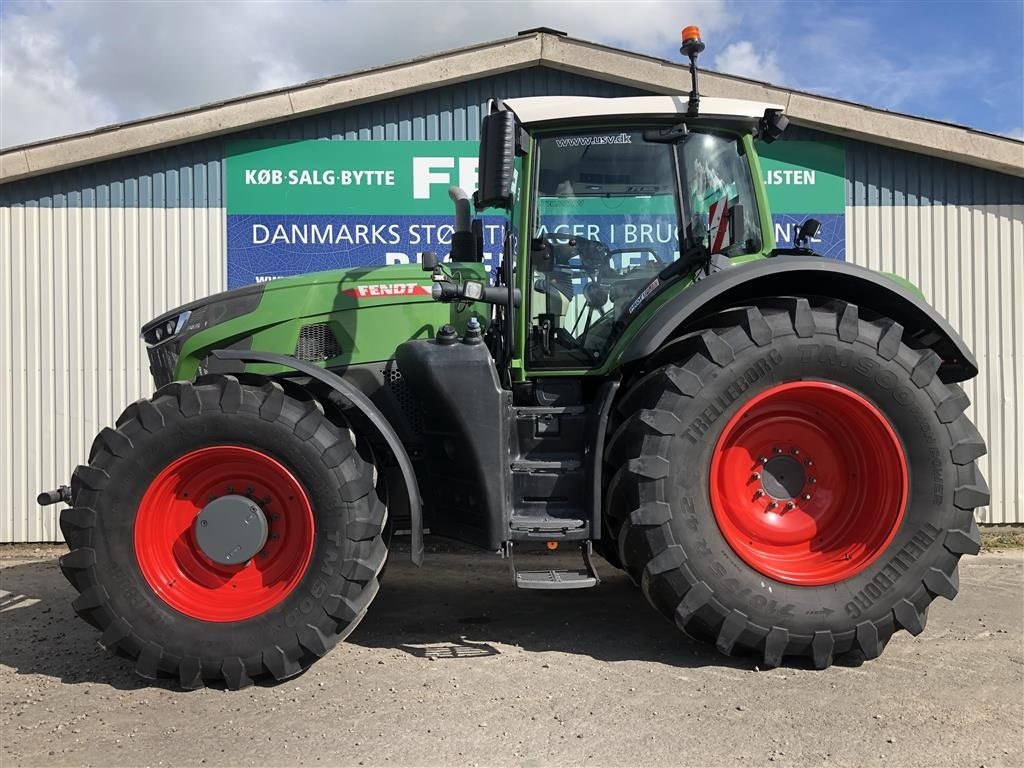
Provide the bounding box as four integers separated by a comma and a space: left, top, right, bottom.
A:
606, 248, 661, 272
541, 232, 610, 273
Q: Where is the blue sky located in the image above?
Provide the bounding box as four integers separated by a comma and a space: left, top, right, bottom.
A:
2, 0, 1022, 148
699, 0, 1024, 136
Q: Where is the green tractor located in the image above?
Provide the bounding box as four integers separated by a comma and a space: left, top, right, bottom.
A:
40, 29, 988, 689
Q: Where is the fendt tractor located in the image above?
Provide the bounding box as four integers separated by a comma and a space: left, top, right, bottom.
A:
40, 28, 989, 689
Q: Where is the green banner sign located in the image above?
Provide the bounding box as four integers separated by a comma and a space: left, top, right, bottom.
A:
228, 139, 845, 216
755, 140, 846, 213
226, 140, 481, 215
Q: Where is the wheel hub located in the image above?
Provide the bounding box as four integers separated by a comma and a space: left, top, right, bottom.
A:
194, 494, 269, 565
760, 454, 806, 500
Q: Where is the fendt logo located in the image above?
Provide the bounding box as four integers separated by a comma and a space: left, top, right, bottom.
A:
341, 284, 431, 299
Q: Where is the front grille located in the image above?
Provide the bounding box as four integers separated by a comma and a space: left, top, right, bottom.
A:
295, 323, 343, 362
147, 344, 180, 388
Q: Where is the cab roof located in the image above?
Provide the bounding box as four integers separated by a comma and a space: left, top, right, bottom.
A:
503, 96, 784, 126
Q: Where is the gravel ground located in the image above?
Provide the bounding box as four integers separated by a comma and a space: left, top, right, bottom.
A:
2, 543, 1022, 768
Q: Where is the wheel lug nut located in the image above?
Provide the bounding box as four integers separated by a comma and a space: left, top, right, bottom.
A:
803, 493, 812, 500
809, 477, 817, 484
774, 447, 783, 454
751, 472, 760, 481
804, 460, 814, 467
766, 501, 777, 510
754, 489, 765, 498
759, 456, 768, 465
785, 502, 795, 510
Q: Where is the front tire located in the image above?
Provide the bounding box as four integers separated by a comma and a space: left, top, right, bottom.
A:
606, 299, 988, 668
58, 375, 388, 689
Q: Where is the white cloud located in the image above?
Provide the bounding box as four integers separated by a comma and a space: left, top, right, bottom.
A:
713, 40, 784, 83
0, 0, 729, 148
0, 12, 117, 147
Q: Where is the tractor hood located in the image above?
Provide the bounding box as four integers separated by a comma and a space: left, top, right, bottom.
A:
139, 263, 486, 387
141, 266, 436, 347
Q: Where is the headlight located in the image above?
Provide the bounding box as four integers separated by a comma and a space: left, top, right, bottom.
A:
142, 310, 191, 347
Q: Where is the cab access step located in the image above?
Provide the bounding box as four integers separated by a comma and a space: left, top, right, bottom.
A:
502, 540, 601, 590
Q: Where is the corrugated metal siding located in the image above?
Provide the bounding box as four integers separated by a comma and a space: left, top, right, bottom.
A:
0, 68, 645, 208
842, 138, 1024, 525
0, 68, 646, 542
0, 206, 225, 540
1, 70, 1021, 540
782, 125, 1023, 523
0, 143, 225, 209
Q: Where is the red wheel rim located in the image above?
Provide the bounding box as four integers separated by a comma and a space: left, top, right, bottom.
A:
134, 446, 315, 622
710, 382, 908, 586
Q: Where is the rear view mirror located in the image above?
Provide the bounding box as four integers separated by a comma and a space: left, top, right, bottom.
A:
759, 109, 789, 143
796, 218, 821, 247
474, 106, 521, 210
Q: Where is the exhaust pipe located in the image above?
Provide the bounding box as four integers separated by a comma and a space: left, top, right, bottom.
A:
448, 186, 471, 233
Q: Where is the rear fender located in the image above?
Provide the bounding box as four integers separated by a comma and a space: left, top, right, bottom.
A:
211, 349, 424, 565
620, 256, 978, 383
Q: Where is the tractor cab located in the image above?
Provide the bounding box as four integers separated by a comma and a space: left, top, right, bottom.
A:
423, 92, 790, 383
502, 95, 784, 371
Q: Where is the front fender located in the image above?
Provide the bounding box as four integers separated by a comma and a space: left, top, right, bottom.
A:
211, 349, 424, 565
620, 257, 978, 383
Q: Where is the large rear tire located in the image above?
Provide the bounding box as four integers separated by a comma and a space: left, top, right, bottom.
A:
606, 299, 988, 668
59, 375, 388, 689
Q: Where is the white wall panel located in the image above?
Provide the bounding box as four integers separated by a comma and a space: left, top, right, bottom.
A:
0, 206, 226, 542
847, 203, 1023, 524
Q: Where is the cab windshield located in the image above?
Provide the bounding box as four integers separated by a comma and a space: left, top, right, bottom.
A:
528, 127, 761, 368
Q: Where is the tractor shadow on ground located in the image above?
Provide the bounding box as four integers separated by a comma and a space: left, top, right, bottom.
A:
347, 541, 772, 671
0, 557, 157, 691
0, 543, 827, 689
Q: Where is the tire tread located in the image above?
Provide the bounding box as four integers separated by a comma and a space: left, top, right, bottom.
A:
57, 373, 388, 689
606, 298, 987, 669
